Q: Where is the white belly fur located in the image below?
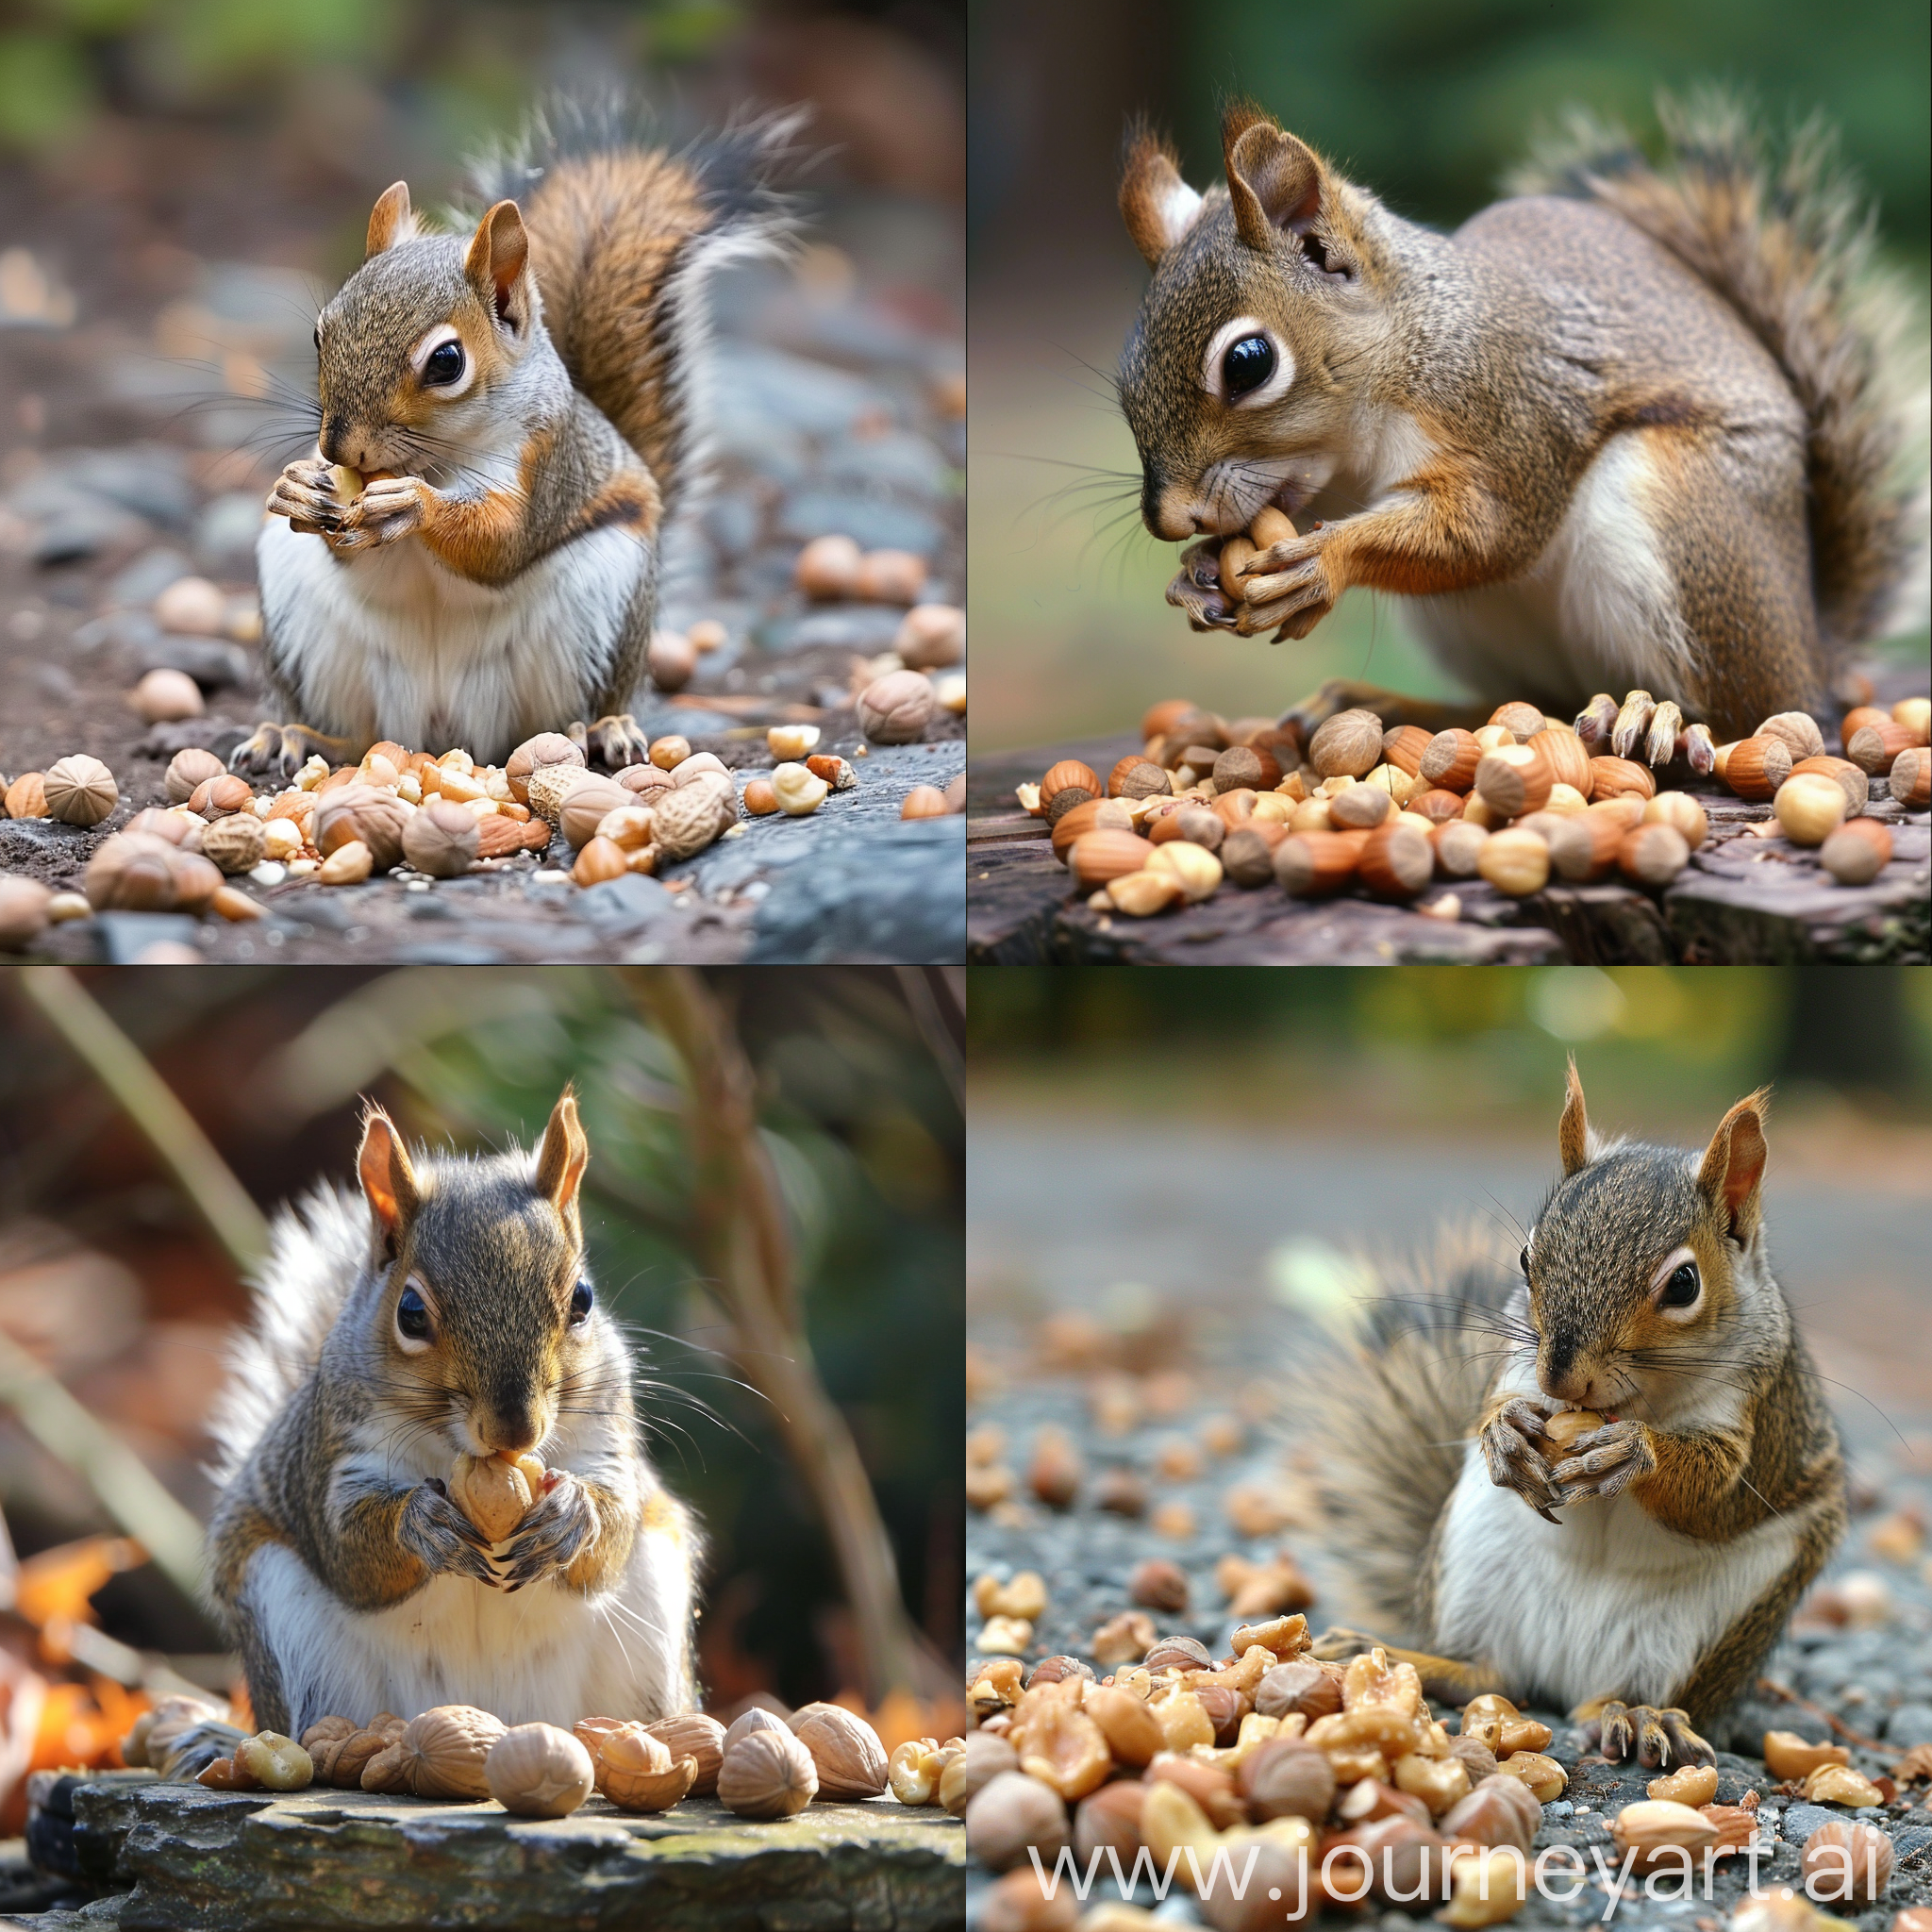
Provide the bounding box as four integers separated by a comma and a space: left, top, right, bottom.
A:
1431, 1442, 1801, 1710
257, 518, 649, 763
1408, 430, 1696, 705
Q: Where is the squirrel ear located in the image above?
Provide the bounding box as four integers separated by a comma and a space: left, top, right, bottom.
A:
357, 1105, 420, 1240
1557, 1057, 1591, 1177
535, 1089, 589, 1225
1120, 126, 1203, 267
366, 182, 416, 258
464, 200, 531, 329
1223, 108, 1323, 253
1697, 1089, 1771, 1241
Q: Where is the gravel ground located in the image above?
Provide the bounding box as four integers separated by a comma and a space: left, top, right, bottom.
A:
965, 1121, 1932, 1930
0, 142, 964, 963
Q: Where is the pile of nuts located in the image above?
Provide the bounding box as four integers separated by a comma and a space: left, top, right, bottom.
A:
1016, 692, 1927, 922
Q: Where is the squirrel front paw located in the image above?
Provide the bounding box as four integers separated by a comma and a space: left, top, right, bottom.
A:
576, 714, 652, 770
397, 1478, 500, 1588
1479, 1395, 1567, 1523
1236, 529, 1335, 641
1574, 1698, 1714, 1769
1552, 1418, 1656, 1503
1165, 541, 1241, 632
267, 457, 344, 537
499, 1471, 598, 1593
328, 475, 428, 553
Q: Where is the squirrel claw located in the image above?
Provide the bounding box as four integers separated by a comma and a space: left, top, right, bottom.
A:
580, 713, 651, 769
1585, 1700, 1713, 1769
230, 720, 358, 783
1552, 1419, 1654, 1502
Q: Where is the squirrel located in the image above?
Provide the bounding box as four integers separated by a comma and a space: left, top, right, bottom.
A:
1297, 1062, 1845, 1769
204, 1091, 699, 1738
235, 100, 799, 779
1116, 93, 1925, 759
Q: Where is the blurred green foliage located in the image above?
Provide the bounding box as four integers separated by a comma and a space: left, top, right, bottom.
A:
379, 970, 962, 1704
0, 0, 743, 151
1179, 0, 1928, 254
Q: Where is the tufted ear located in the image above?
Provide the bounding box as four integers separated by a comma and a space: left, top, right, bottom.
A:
1557, 1058, 1591, 1177
357, 1104, 420, 1243
1697, 1089, 1771, 1241
366, 182, 416, 258
1223, 106, 1324, 253
1120, 126, 1203, 267
464, 199, 531, 329
535, 1088, 589, 1230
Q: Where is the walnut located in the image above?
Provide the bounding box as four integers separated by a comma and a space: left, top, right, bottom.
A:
643, 1713, 725, 1796
857, 670, 935, 744
717, 1724, 817, 1819
788, 1704, 889, 1799
484, 1723, 594, 1818
401, 798, 480, 877
313, 784, 410, 871
395, 1705, 508, 1799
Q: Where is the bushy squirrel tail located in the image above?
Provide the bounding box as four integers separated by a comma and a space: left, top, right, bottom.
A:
1290, 1224, 1519, 1641
1507, 88, 1929, 652
470, 93, 804, 516
204, 1184, 367, 1491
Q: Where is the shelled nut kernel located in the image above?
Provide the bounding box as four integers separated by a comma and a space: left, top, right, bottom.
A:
1477, 828, 1550, 897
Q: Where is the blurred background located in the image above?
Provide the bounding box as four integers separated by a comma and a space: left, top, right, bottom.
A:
966, 0, 1931, 753
0, 964, 963, 1842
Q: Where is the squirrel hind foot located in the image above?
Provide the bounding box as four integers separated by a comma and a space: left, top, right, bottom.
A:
577, 713, 652, 770
1579, 1699, 1714, 1770
232, 721, 360, 782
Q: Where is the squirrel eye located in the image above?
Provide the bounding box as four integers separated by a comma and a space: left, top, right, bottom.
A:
1659, 1261, 1700, 1309
1222, 334, 1276, 397
396, 1283, 432, 1344
423, 340, 465, 386
1518, 1246, 1531, 1279
569, 1280, 593, 1325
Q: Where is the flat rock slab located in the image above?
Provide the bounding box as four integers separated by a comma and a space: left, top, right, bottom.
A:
969, 734, 1929, 965
25, 1773, 961, 1931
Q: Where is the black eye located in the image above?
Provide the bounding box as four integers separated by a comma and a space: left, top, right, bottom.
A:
423, 340, 465, 386
397, 1284, 431, 1340
1519, 1246, 1531, 1279
569, 1281, 593, 1325
1222, 334, 1275, 397
1659, 1261, 1700, 1308
313, 323, 322, 351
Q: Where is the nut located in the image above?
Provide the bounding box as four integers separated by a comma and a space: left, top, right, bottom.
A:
796, 533, 862, 598
156, 574, 227, 632
1091, 1611, 1156, 1666
1774, 774, 1847, 846
485, 1723, 594, 1817
1476, 827, 1550, 897
314, 785, 409, 870
888, 1737, 945, 1806
1800, 1820, 1892, 1904
1798, 1762, 1885, 1807
200, 812, 266, 874
1641, 791, 1707, 848
1129, 1556, 1189, 1611
1085, 1686, 1163, 1767
1761, 1731, 1849, 1780
1890, 745, 1930, 808
1214, 744, 1280, 793
646, 628, 696, 691
1607, 1798, 1716, 1868
855, 547, 928, 603
1440, 1776, 1539, 1852
1724, 737, 1793, 799
1041, 759, 1100, 802
1646, 1762, 1718, 1806
1617, 822, 1690, 888
1357, 821, 1432, 899
1495, 1751, 1565, 1801
505, 733, 583, 803
1220, 822, 1286, 887
1013, 1698, 1111, 1803
1474, 745, 1551, 819
1111, 757, 1172, 799
401, 797, 479, 876
1146, 839, 1222, 901
654, 782, 733, 859
449, 1450, 542, 1541
1846, 720, 1914, 774
1275, 828, 1363, 896
858, 670, 935, 743
1108, 870, 1182, 916
43, 755, 119, 826
558, 778, 635, 850
1788, 755, 1868, 816
399, 1705, 508, 1799
967, 1770, 1069, 1874
1329, 781, 1391, 829
1074, 1780, 1145, 1865
975, 1572, 1049, 1620
895, 603, 964, 668
1432, 819, 1489, 878
4, 774, 47, 820
789, 1703, 889, 1798
131, 667, 204, 723
165, 748, 227, 805
1893, 695, 1932, 741
1821, 818, 1891, 883
742, 778, 778, 816
1536, 728, 1592, 794
1240, 1737, 1336, 1821
1589, 755, 1657, 802
641, 1713, 725, 1795
718, 1724, 818, 1818
1420, 729, 1483, 792
1308, 709, 1385, 778
1381, 724, 1433, 776
772, 762, 831, 816
1756, 711, 1824, 758
0, 877, 53, 951
235, 1732, 313, 1790
1069, 828, 1155, 889
591, 1723, 696, 1812
318, 841, 373, 886
191, 774, 258, 819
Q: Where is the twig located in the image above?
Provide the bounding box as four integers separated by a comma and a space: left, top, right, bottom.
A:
893, 967, 963, 1112
0, 1329, 204, 1601
1756, 1675, 1892, 1756
625, 968, 925, 1704
9, 966, 268, 1272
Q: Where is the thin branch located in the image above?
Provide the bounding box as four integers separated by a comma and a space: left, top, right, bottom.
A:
893, 967, 964, 1113
10, 967, 269, 1273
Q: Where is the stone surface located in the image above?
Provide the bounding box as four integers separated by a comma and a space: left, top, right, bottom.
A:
22, 1773, 961, 1932
969, 730, 1930, 966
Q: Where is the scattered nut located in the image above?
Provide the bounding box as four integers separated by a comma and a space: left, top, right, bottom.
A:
858, 669, 935, 743
130, 667, 204, 723
42, 754, 119, 826
718, 1724, 818, 1819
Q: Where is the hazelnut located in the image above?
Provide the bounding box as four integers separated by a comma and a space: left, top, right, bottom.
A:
1474, 744, 1552, 819
155, 574, 227, 633
200, 812, 266, 874
1607, 1798, 1717, 1869
647, 628, 696, 691
1821, 819, 1891, 883
1641, 791, 1707, 848
130, 667, 204, 723
1129, 1557, 1189, 1612
796, 533, 862, 599
718, 1724, 818, 1819
3, 774, 46, 820
314, 785, 409, 870
1308, 708, 1384, 778
855, 548, 928, 604
0, 877, 54, 951
164, 747, 227, 805
1589, 754, 1657, 802
1111, 757, 1172, 799
1892, 695, 1932, 741
789, 1703, 889, 1799
1890, 744, 1930, 808
1214, 744, 1280, 793
505, 733, 584, 804
1722, 737, 1792, 799
399, 797, 478, 877
43, 754, 119, 827
1074, 1781, 1146, 1865
1440, 1775, 1538, 1852
967, 1771, 1069, 1874
1433, 819, 1490, 878
1846, 719, 1914, 774
1275, 828, 1363, 896
1488, 700, 1543, 740
190, 774, 257, 819
1329, 780, 1391, 829
398, 1705, 508, 1800
1788, 755, 1868, 815
1220, 822, 1287, 888
1357, 821, 1432, 899
1380, 724, 1433, 776
1536, 727, 1592, 794
1419, 728, 1482, 792
743, 778, 779, 816
1241, 1737, 1336, 1821
1069, 828, 1155, 889
895, 603, 964, 668
1800, 1819, 1893, 1904
643, 1713, 726, 1796
1757, 710, 1824, 758
1041, 759, 1100, 803
1617, 822, 1690, 888
1476, 827, 1550, 896
857, 669, 935, 743
485, 1724, 593, 1818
